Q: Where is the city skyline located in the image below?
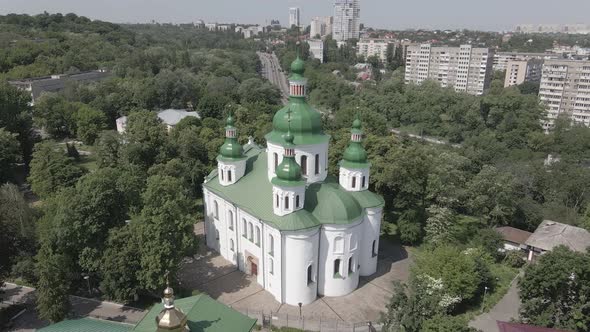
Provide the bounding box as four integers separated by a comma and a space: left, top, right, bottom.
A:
0, 0, 589, 31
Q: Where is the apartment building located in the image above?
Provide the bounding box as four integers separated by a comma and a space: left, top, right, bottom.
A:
504, 59, 544, 87
357, 39, 394, 62
333, 0, 360, 41
539, 59, 590, 129
405, 44, 494, 95
310, 16, 333, 38
494, 52, 556, 71
515, 24, 590, 34
307, 39, 325, 63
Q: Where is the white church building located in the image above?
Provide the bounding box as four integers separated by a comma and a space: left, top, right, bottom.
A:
202, 56, 384, 306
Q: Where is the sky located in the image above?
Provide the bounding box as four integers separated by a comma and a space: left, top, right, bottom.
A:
1, 0, 589, 32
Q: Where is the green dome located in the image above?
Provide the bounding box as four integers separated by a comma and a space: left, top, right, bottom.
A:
306, 182, 363, 224
272, 156, 303, 186
219, 139, 244, 160
266, 100, 328, 145
291, 57, 305, 76
342, 142, 368, 165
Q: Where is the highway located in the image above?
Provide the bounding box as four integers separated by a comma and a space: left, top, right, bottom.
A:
257, 51, 289, 104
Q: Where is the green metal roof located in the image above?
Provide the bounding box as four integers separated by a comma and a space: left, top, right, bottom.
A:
204, 144, 385, 231
38, 318, 133, 332
133, 294, 256, 332
266, 99, 330, 146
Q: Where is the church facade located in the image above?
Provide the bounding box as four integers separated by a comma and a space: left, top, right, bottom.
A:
202, 57, 384, 306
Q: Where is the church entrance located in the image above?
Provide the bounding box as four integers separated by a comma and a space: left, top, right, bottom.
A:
246, 255, 258, 276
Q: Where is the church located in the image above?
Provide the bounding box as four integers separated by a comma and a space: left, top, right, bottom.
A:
203, 56, 384, 306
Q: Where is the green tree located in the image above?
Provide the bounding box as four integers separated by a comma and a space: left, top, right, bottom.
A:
95, 131, 122, 168
75, 104, 107, 145
28, 141, 85, 197
99, 226, 141, 302
36, 245, 71, 323
34, 93, 77, 138
0, 82, 35, 166
466, 165, 518, 225
424, 205, 456, 245
0, 128, 22, 183
421, 315, 478, 332
134, 175, 197, 291
519, 246, 590, 332
121, 110, 168, 170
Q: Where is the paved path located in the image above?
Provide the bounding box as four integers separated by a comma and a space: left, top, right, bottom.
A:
390, 129, 461, 148
257, 51, 289, 104
179, 223, 412, 324
469, 275, 521, 332
2, 283, 146, 331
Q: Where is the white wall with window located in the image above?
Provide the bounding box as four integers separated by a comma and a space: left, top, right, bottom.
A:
266, 142, 329, 184
359, 207, 382, 276
217, 159, 247, 186
282, 227, 320, 305
317, 219, 364, 297
339, 167, 370, 192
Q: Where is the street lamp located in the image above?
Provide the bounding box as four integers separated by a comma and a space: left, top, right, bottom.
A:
298, 302, 302, 317
480, 286, 489, 313
367, 322, 377, 332
83, 275, 91, 295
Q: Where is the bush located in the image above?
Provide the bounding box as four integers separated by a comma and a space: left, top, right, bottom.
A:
398, 218, 423, 245
504, 250, 525, 268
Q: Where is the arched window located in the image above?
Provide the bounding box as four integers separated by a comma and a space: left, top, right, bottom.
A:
284, 195, 289, 209
333, 259, 341, 277
296, 195, 300, 208
269, 234, 274, 256
362, 176, 366, 188
275, 194, 279, 208
348, 256, 354, 275
228, 210, 234, 230
314, 154, 320, 175
248, 222, 253, 241
214, 201, 219, 219
220, 169, 225, 181
334, 236, 344, 253
242, 219, 247, 237
215, 230, 219, 240
307, 265, 313, 285
255, 226, 261, 246
351, 176, 356, 189
301, 155, 308, 175
372, 240, 377, 257
274, 153, 278, 172
269, 258, 274, 275
227, 170, 232, 182
230, 239, 234, 251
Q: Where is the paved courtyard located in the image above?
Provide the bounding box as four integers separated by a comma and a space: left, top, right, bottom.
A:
179, 223, 412, 324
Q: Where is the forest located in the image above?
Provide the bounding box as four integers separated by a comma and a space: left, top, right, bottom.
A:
1, 12, 590, 331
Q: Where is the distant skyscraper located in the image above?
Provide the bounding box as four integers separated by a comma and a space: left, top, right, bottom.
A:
333, 0, 360, 41
289, 7, 300, 28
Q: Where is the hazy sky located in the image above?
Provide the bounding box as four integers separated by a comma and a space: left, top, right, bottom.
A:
1, 0, 589, 31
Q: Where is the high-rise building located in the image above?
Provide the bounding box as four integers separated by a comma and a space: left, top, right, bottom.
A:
307, 39, 325, 63
504, 59, 544, 87
405, 44, 494, 95
310, 16, 333, 38
333, 0, 360, 42
539, 59, 590, 129
357, 39, 394, 62
515, 24, 590, 34
289, 7, 300, 28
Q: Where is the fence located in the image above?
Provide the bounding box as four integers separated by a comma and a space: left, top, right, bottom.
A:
233, 308, 383, 332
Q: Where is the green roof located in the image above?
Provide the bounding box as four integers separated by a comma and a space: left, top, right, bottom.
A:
39, 318, 132, 332
204, 144, 385, 231
266, 99, 330, 146
133, 294, 256, 332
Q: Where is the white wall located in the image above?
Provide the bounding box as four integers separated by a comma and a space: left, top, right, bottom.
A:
218, 159, 246, 186
282, 227, 320, 305
236, 210, 265, 286
359, 207, 382, 276
318, 220, 363, 297
339, 166, 370, 192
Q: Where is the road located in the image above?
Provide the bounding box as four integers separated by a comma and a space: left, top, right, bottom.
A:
257, 51, 289, 104
390, 129, 461, 148
469, 275, 522, 332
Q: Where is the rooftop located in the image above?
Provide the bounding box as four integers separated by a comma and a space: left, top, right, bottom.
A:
525, 220, 590, 253
495, 226, 532, 245
157, 109, 200, 126
204, 144, 384, 231
38, 317, 133, 332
